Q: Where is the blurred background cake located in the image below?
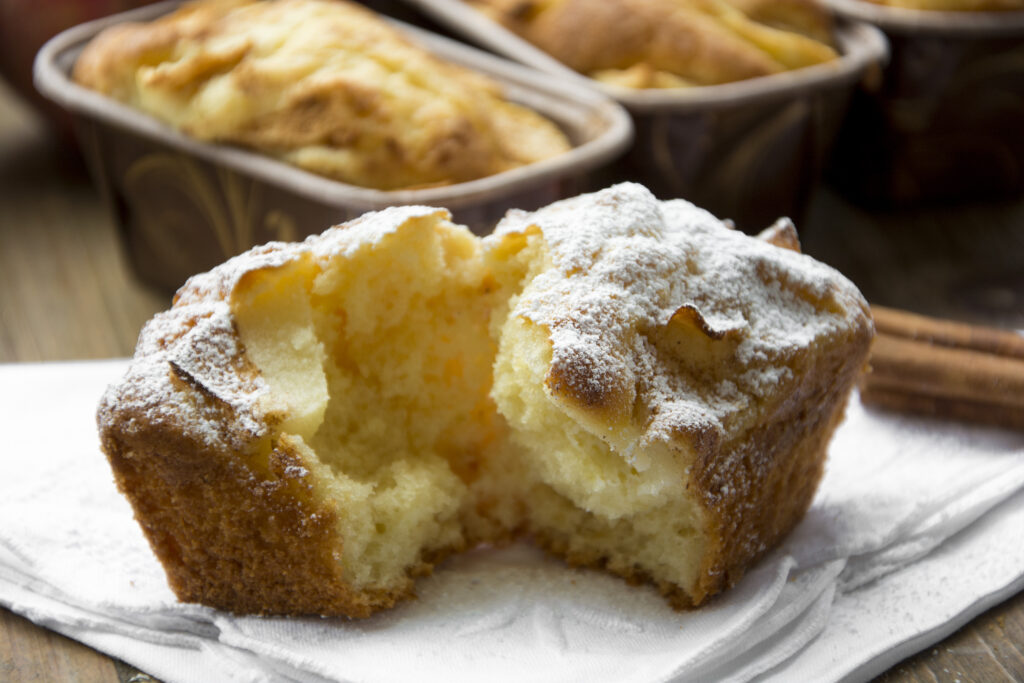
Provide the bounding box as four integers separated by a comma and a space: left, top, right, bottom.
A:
467, 0, 839, 88
31, 0, 631, 290
72, 0, 571, 190
825, 0, 1024, 206
407, 0, 886, 232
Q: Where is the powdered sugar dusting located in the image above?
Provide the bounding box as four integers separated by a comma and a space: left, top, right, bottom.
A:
490, 183, 869, 453
99, 185, 867, 482
99, 204, 449, 454
98, 302, 269, 451
316, 205, 450, 260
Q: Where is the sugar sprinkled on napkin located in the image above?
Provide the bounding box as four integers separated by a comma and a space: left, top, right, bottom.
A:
0, 360, 1022, 682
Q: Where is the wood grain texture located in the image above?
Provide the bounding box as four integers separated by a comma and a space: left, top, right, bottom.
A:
0, 112, 168, 363
0, 79, 165, 683
0, 609, 120, 683
875, 591, 1024, 683
1, 71, 1022, 681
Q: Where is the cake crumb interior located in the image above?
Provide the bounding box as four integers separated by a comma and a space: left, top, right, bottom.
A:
486, 231, 709, 598
225, 201, 844, 608
231, 211, 717, 603
233, 215, 506, 591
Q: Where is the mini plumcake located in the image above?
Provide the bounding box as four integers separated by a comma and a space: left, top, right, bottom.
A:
72, 0, 570, 190
97, 183, 873, 616
487, 184, 872, 607
97, 207, 524, 617
467, 0, 838, 89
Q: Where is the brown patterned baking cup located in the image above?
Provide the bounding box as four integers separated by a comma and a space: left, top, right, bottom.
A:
399, 0, 888, 232
825, 0, 1024, 206
34, 2, 632, 292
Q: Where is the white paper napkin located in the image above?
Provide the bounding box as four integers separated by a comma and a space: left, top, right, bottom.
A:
0, 360, 1022, 683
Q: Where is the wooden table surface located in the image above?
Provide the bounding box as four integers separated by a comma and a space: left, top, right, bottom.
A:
2, 76, 1023, 682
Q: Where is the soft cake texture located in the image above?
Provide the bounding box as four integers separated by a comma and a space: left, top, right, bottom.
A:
97, 184, 873, 616
468, 0, 838, 89
72, 0, 570, 189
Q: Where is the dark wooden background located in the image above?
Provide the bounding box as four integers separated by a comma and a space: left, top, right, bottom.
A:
1, 77, 1022, 682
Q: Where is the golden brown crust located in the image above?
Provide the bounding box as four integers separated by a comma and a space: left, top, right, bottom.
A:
487, 0, 781, 83
102, 427, 406, 617
95, 315, 409, 619
726, 0, 835, 43
72, 1, 247, 101
96, 208, 472, 618
98, 186, 872, 617
692, 327, 869, 602
470, 0, 837, 87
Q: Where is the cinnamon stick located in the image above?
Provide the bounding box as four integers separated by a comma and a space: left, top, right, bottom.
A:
866, 334, 1024, 410
871, 304, 1024, 361
861, 306, 1024, 430
860, 385, 1024, 431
